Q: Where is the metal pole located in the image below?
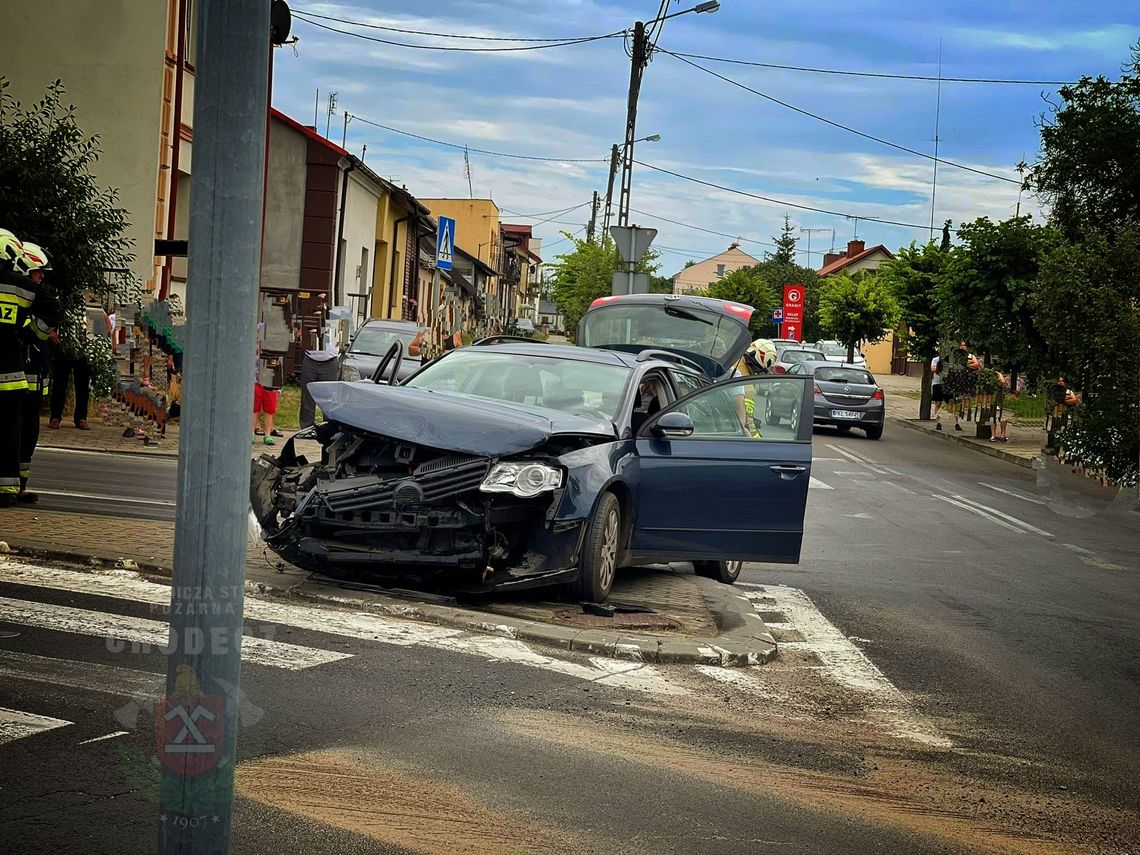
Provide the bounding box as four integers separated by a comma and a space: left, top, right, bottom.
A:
929, 39, 943, 240
159, 1, 269, 852
342, 111, 349, 148
627, 226, 636, 295
617, 21, 646, 227
587, 191, 598, 244
602, 144, 619, 241
313, 87, 319, 128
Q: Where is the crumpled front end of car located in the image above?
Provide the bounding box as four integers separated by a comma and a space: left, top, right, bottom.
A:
250, 422, 593, 592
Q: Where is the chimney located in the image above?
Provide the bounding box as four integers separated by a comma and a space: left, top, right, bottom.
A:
847, 239, 865, 257
728, 241, 740, 250
822, 251, 843, 268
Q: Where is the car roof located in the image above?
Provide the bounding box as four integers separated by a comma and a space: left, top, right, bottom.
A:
360, 319, 422, 331
800, 360, 873, 374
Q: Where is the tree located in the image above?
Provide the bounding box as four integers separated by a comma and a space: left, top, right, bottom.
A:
767, 214, 798, 263
549, 234, 658, 337
701, 266, 776, 335
648, 274, 674, 294
939, 215, 1058, 383
1023, 43, 1140, 239
818, 273, 900, 363
877, 241, 946, 419
0, 79, 138, 396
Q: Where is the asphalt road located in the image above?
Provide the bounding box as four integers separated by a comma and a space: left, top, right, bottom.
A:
28, 448, 178, 521
2, 425, 1138, 853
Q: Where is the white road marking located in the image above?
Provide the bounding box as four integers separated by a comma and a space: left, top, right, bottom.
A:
948, 494, 1054, 538
1062, 543, 1124, 571
882, 481, 916, 495
933, 495, 1026, 534
743, 585, 951, 748
0, 597, 351, 671
0, 706, 72, 746
34, 489, 175, 507
808, 476, 833, 490
979, 482, 1046, 505
0, 560, 682, 695
38, 447, 178, 463
695, 664, 793, 703
825, 443, 888, 475
77, 731, 130, 745
0, 650, 162, 697
845, 512, 874, 520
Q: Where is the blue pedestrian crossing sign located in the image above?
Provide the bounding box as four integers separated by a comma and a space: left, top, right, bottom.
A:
436, 216, 455, 271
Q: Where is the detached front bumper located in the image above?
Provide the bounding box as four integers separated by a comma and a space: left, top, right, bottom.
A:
251, 454, 586, 593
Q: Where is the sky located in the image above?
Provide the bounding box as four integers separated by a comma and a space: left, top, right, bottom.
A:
270, 1, 1138, 275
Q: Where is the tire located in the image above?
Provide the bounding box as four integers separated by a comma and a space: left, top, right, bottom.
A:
789, 400, 801, 434
764, 397, 780, 426
576, 492, 621, 602
693, 560, 742, 585
865, 423, 884, 440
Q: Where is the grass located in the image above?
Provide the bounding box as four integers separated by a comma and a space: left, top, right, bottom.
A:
266, 384, 320, 431
896, 389, 1046, 421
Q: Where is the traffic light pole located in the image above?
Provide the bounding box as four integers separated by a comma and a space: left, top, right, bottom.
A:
158, 0, 270, 851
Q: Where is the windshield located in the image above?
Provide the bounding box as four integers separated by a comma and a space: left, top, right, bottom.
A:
349, 326, 420, 356
781, 349, 826, 364
815, 366, 875, 384
818, 341, 849, 356
404, 349, 630, 421
579, 304, 749, 367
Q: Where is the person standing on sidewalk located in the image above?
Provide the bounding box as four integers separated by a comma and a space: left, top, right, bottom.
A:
49, 294, 109, 431
16, 242, 59, 504
298, 313, 340, 429
931, 354, 947, 430
253, 326, 281, 445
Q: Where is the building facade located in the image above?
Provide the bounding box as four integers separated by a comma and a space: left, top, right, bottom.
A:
671, 244, 761, 294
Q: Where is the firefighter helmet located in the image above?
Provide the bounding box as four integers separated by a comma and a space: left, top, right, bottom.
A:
17, 242, 51, 273
0, 229, 23, 267
743, 338, 778, 374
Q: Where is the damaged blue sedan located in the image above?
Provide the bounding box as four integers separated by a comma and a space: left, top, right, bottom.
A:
250, 295, 813, 602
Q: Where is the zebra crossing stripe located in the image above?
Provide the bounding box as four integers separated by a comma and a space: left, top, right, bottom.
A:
0, 706, 71, 746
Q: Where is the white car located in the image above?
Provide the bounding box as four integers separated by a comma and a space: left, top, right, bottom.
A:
815, 340, 866, 366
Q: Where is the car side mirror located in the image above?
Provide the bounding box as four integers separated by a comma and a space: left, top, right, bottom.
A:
652, 411, 695, 439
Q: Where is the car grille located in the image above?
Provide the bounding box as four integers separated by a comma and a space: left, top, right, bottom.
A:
319, 456, 491, 514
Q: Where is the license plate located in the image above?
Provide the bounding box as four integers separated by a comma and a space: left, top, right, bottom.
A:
831, 409, 862, 420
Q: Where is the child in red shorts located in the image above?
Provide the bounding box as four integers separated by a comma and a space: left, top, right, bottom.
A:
253, 382, 279, 445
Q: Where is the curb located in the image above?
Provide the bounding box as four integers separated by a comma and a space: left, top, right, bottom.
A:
38, 442, 181, 460
271, 576, 778, 667
887, 415, 1038, 470
0, 538, 777, 667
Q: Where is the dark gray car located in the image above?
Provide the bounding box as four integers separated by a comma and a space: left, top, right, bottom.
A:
339, 319, 425, 384
765, 360, 884, 439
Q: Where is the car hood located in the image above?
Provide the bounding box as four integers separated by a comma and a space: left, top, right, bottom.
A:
308, 381, 616, 457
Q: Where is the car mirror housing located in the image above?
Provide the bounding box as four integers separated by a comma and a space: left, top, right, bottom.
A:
652, 411, 695, 439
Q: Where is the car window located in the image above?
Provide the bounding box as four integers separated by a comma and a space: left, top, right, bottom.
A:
815, 367, 875, 384
788, 364, 804, 375
349, 326, 420, 355
654, 378, 808, 441
670, 369, 706, 398
781, 350, 827, 364
405, 349, 631, 420
818, 341, 848, 357
579, 303, 749, 365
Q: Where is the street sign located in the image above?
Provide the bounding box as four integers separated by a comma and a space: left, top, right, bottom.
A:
436, 216, 455, 271
609, 226, 657, 264
782, 284, 805, 342
771, 308, 783, 323
612, 271, 649, 295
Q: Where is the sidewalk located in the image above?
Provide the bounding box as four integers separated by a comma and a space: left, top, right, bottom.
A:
877, 374, 1043, 469
37, 397, 182, 457
0, 508, 776, 667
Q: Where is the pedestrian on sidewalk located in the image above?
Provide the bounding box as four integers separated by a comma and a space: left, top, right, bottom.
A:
16, 242, 59, 503
931, 354, 947, 430
49, 294, 108, 431
253, 327, 282, 445
990, 371, 1012, 443
298, 308, 340, 429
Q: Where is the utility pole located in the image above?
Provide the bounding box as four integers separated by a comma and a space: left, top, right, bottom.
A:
341, 111, 350, 148
587, 191, 599, 243
325, 90, 337, 138
800, 227, 831, 268
601, 144, 620, 242
929, 39, 943, 240
617, 21, 648, 227
159, 0, 269, 851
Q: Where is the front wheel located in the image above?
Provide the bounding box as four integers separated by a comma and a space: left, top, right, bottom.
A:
764, 397, 780, 426
576, 492, 620, 602
693, 560, 742, 585
865, 423, 884, 440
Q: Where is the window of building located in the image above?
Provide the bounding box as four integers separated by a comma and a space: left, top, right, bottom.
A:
716, 264, 726, 277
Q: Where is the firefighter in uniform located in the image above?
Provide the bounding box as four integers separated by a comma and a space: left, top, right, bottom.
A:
733, 338, 778, 438
0, 230, 57, 508
16, 242, 57, 503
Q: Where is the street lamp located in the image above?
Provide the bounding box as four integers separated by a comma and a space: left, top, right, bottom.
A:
616, 3, 718, 227
602, 134, 660, 239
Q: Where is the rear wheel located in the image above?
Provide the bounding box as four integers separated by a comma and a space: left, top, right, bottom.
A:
865, 423, 884, 440
764, 397, 780, 426
576, 492, 620, 602
693, 560, 742, 585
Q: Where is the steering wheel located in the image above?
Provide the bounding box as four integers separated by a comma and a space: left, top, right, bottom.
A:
371, 339, 404, 384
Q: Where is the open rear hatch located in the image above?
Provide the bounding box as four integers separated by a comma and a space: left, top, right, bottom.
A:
577, 294, 754, 379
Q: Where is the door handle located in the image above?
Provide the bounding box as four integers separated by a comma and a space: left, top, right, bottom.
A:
769, 464, 807, 480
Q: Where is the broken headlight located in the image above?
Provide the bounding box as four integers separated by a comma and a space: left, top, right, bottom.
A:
480, 462, 563, 498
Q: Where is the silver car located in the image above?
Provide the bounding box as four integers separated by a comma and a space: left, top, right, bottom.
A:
765, 360, 885, 439
814, 339, 866, 367
339, 319, 426, 384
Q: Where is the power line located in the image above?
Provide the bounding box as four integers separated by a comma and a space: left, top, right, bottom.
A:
348, 114, 607, 163
500, 202, 592, 218
293, 13, 623, 52
627, 206, 827, 256
293, 8, 627, 42
660, 49, 1023, 185
543, 228, 586, 249
670, 50, 1075, 85
501, 201, 593, 228
634, 159, 945, 231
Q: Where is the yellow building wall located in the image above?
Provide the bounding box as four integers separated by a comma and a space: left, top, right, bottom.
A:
420, 199, 500, 267
864, 331, 895, 376
372, 194, 416, 320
